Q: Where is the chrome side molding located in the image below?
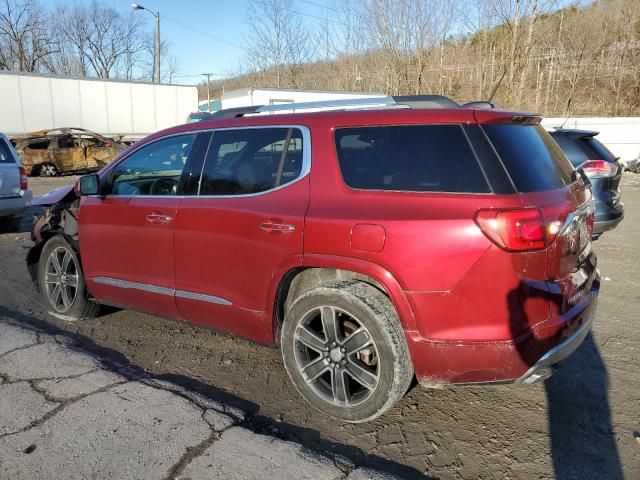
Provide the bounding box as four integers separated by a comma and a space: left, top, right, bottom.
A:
92, 277, 232, 306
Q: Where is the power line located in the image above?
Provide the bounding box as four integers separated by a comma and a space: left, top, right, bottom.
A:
162, 14, 245, 49
255, 0, 349, 27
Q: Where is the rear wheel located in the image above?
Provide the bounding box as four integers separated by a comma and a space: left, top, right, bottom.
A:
281, 280, 413, 422
37, 235, 99, 321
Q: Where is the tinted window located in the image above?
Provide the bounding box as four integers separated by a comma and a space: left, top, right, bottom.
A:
199, 128, 304, 196
0, 140, 15, 164
552, 135, 589, 167
583, 137, 616, 162
334, 125, 490, 193
483, 124, 574, 192
110, 134, 196, 196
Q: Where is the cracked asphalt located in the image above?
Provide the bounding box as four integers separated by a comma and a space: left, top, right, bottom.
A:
0, 320, 393, 480
0, 174, 639, 479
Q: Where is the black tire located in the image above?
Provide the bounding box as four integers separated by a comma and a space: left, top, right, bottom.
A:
37, 235, 100, 321
281, 280, 413, 423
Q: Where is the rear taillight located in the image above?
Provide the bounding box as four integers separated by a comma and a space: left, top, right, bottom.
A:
19, 166, 28, 190
475, 205, 571, 252
581, 160, 617, 178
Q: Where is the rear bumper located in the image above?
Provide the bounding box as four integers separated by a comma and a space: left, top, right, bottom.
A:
0, 189, 32, 218
593, 208, 624, 234
516, 300, 594, 384
408, 277, 599, 388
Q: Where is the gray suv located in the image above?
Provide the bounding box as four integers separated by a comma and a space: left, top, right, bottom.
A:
0, 133, 32, 227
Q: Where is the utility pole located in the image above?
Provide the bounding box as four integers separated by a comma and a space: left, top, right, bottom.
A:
202, 73, 214, 112
132, 4, 161, 84
155, 11, 161, 84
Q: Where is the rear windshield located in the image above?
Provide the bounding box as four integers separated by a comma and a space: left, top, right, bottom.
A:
483, 124, 574, 192
334, 125, 490, 193
0, 140, 15, 164
552, 134, 617, 168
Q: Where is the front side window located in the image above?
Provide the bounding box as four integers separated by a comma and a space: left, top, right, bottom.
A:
335, 125, 490, 193
110, 134, 196, 196
199, 128, 304, 196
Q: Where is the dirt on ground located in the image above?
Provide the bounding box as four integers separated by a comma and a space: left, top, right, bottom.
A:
1, 175, 639, 479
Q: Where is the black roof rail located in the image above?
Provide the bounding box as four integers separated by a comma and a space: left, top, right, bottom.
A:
393, 95, 460, 109
209, 105, 263, 119
208, 94, 461, 119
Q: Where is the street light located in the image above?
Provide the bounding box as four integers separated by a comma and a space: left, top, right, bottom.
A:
132, 3, 160, 84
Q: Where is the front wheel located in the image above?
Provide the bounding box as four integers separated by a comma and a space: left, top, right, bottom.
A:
37, 235, 100, 321
281, 280, 413, 423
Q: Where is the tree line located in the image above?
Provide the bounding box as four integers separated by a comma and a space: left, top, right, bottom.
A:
0, 0, 177, 82
220, 0, 640, 116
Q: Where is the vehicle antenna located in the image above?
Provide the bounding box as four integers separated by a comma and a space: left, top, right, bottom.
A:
487, 70, 507, 104
561, 98, 573, 129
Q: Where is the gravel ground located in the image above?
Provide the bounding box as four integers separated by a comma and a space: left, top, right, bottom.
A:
1, 174, 639, 479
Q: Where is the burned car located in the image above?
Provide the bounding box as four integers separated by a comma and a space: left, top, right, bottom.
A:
11, 128, 126, 176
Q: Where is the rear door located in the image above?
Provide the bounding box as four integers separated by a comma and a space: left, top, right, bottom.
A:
174, 126, 310, 343
0, 138, 20, 197
83, 135, 117, 169
80, 133, 204, 318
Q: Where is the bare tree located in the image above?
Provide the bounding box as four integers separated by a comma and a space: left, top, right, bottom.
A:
0, 0, 57, 72
244, 0, 314, 87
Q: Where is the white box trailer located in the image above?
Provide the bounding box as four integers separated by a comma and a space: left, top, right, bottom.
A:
221, 87, 387, 110
0, 72, 198, 137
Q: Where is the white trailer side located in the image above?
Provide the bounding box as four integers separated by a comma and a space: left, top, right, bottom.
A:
0, 72, 198, 137
221, 87, 387, 109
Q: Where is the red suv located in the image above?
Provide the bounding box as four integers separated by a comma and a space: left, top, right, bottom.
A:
29, 96, 600, 422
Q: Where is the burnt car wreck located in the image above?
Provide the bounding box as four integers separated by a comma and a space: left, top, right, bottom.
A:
11, 128, 126, 177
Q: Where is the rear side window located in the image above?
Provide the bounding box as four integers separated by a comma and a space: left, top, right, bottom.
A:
334, 125, 490, 193
483, 124, 574, 192
552, 135, 589, 167
199, 127, 304, 196
0, 140, 15, 163
583, 137, 616, 162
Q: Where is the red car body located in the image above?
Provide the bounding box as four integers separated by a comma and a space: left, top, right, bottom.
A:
37, 106, 599, 387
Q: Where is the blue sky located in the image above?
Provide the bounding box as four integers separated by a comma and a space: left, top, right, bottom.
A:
40, 0, 337, 85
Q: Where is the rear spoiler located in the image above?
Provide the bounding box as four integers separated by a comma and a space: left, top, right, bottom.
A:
473, 109, 542, 125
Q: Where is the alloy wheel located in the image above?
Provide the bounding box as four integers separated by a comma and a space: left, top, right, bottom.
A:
44, 247, 79, 313
293, 306, 380, 407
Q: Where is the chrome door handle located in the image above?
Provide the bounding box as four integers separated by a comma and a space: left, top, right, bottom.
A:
260, 222, 295, 233
146, 213, 172, 224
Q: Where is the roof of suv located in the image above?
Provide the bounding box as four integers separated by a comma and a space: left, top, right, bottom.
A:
145, 106, 539, 146
550, 128, 599, 138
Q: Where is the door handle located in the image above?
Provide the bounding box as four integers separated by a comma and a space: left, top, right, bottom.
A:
146, 213, 172, 224
260, 222, 295, 233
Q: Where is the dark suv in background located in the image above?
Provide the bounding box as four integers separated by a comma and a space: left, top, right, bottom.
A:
550, 129, 624, 235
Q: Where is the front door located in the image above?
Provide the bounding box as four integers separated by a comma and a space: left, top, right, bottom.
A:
79, 133, 199, 318
174, 126, 310, 343
53, 134, 86, 173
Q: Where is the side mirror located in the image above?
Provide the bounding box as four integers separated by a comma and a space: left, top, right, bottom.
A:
79, 173, 100, 196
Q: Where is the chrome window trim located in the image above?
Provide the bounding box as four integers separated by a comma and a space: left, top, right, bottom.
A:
88, 125, 311, 200
92, 277, 232, 306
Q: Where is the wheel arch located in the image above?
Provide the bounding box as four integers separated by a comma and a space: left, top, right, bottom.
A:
270, 256, 417, 344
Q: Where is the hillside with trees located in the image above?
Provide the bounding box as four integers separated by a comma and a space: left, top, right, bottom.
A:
212, 0, 640, 116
